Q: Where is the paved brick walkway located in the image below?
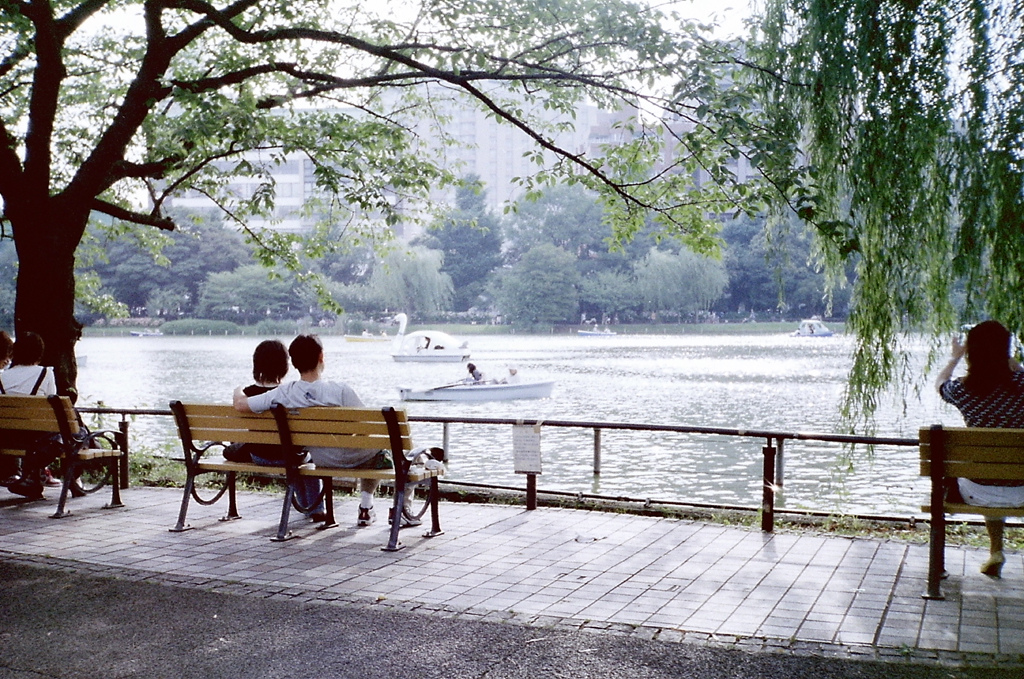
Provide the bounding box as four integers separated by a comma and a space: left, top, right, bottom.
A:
2, 486, 1022, 666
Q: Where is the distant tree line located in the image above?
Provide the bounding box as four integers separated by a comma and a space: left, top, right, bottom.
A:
0, 182, 848, 331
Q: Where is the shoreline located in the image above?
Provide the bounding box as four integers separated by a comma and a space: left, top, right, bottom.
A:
81, 320, 847, 338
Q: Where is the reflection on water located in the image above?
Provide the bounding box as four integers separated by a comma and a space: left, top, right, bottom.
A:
76, 332, 963, 516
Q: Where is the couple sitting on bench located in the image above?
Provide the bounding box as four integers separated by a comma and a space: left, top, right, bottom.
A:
231, 334, 410, 528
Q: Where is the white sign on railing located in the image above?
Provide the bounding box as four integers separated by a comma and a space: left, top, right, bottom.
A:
513, 423, 542, 474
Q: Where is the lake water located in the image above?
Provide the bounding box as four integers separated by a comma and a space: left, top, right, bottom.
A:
75, 331, 963, 517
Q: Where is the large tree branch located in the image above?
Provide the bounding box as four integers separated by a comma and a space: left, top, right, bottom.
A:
90, 198, 176, 231
54, 0, 112, 41
0, 119, 24, 199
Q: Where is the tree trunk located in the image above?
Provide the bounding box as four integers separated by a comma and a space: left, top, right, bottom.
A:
12, 211, 85, 402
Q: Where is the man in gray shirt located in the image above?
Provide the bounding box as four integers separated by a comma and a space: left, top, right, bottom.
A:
234, 334, 387, 526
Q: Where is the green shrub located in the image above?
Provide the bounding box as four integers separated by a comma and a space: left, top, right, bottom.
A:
253, 319, 297, 335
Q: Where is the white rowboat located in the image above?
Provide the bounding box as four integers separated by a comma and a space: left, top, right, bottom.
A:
399, 380, 555, 402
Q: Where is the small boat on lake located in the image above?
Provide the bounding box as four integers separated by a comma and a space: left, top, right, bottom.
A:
792, 319, 834, 337
578, 327, 616, 337
390, 313, 470, 363
344, 331, 391, 342
129, 330, 163, 337
399, 380, 555, 402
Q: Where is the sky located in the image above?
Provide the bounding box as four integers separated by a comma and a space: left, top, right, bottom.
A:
677, 0, 756, 38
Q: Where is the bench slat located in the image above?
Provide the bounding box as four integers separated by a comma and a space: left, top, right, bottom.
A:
186, 428, 283, 445
920, 444, 1024, 464
287, 432, 406, 450
920, 461, 1024, 479
285, 407, 396, 423
923, 503, 1024, 518
920, 427, 1024, 448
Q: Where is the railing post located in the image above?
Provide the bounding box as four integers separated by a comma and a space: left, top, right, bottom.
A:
593, 428, 602, 476
526, 473, 537, 510
442, 423, 450, 462
118, 420, 130, 489
774, 437, 785, 488
761, 439, 776, 533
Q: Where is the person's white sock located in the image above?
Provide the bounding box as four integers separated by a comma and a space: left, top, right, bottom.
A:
360, 491, 373, 508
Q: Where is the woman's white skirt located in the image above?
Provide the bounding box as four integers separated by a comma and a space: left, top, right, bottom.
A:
959, 478, 1024, 508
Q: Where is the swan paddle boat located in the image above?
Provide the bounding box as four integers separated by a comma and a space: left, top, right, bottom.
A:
390, 313, 470, 363
792, 319, 834, 337
399, 379, 555, 402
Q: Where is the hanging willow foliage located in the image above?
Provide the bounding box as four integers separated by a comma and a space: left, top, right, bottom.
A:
753, 0, 1024, 428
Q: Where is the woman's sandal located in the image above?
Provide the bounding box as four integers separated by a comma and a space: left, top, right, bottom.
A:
981, 552, 1005, 578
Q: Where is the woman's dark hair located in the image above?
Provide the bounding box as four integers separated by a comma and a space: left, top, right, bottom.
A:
964, 320, 1013, 394
252, 339, 289, 384
10, 331, 45, 367
288, 334, 323, 373
0, 331, 12, 366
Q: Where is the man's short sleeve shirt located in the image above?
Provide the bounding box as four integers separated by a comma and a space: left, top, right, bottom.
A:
247, 380, 363, 413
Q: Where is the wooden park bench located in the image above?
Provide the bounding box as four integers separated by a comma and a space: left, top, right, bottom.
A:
169, 402, 445, 551
919, 424, 1024, 599
0, 394, 126, 518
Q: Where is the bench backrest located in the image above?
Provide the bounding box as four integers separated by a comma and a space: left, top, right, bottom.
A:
919, 425, 1024, 482
275, 406, 412, 455
170, 402, 413, 458
0, 394, 80, 448
170, 403, 281, 448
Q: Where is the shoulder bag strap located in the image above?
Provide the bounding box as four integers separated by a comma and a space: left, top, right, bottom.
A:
30, 366, 47, 395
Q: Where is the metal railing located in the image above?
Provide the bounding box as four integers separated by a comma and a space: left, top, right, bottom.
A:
78, 405, 921, 532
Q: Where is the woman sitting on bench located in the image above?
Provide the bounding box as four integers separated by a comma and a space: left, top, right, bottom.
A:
936, 320, 1024, 577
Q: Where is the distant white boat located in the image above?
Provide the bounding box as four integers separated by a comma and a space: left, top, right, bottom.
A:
399, 380, 555, 402
130, 330, 163, 337
578, 327, 616, 337
792, 319, 834, 337
390, 313, 470, 363
344, 332, 391, 343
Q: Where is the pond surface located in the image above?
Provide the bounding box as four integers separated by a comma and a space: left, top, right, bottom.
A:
75, 331, 963, 516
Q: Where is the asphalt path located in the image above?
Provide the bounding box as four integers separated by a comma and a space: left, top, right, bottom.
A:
0, 562, 1003, 679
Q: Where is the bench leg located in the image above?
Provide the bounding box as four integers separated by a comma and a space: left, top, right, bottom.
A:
924, 510, 947, 600
170, 472, 197, 533
424, 477, 443, 539
104, 457, 124, 509
271, 485, 297, 542
221, 471, 241, 522
382, 488, 406, 552
50, 465, 75, 519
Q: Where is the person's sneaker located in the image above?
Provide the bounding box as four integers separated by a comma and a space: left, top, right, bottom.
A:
309, 511, 328, 523
388, 508, 422, 528
357, 506, 375, 527
43, 468, 62, 487
0, 474, 21, 487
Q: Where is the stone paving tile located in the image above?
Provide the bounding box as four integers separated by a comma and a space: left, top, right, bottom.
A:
3, 486, 1024, 667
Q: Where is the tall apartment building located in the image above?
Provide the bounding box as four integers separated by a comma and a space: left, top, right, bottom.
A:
166, 94, 640, 239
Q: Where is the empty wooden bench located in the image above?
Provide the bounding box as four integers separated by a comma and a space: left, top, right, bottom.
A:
920, 424, 1024, 599
0, 394, 125, 517
169, 401, 444, 550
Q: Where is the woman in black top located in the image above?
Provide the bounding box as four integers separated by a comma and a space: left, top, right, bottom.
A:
936, 320, 1024, 577
224, 340, 289, 463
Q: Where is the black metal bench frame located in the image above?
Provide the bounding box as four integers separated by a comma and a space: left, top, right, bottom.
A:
169, 402, 444, 551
